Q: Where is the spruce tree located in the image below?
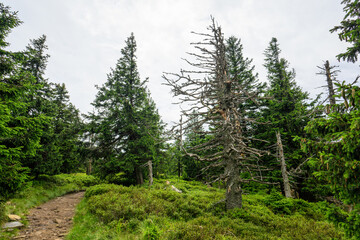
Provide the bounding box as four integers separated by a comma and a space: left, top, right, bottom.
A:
22, 36, 82, 176
302, 2, 360, 236
259, 37, 314, 196
226, 36, 264, 96
330, 0, 360, 62
21, 36, 62, 176
226, 36, 265, 137
0, 3, 47, 199
89, 33, 163, 185
181, 113, 210, 181
52, 83, 82, 173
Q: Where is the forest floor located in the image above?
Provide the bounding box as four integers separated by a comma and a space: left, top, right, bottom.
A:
14, 191, 84, 240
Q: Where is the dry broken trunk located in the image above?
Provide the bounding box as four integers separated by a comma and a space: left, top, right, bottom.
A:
148, 160, 153, 186
324, 61, 337, 106
317, 60, 339, 107
135, 166, 144, 185
225, 157, 242, 209
276, 131, 292, 198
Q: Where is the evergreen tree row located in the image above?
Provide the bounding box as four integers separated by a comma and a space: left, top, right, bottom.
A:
0, 4, 83, 201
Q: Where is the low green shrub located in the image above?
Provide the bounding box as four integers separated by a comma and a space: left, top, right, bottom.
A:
142, 219, 161, 240
76, 178, 344, 239
51, 173, 101, 187
324, 204, 360, 239
263, 190, 323, 219
85, 180, 224, 223
344, 209, 360, 239
104, 172, 128, 185
84, 184, 130, 198
66, 200, 123, 240
123, 218, 142, 233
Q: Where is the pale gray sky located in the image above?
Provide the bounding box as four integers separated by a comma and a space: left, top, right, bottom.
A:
3, 0, 358, 125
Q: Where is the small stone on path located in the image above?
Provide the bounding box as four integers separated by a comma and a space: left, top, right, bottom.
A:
8, 214, 21, 221
2, 221, 24, 229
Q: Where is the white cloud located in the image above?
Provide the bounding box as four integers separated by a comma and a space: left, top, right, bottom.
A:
2, 0, 358, 126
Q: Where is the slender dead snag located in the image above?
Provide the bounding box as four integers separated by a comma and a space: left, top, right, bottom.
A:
135, 166, 144, 185
178, 116, 183, 177
163, 17, 269, 209
276, 131, 292, 198
148, 160, 153, 186
86, 158, 92, 175
86, 133, 95, 175
317, 60, 340, 108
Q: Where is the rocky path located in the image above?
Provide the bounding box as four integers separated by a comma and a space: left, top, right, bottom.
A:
14, 191, 84, 240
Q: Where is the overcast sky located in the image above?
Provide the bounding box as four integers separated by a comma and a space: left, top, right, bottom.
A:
3, 0, 358, 125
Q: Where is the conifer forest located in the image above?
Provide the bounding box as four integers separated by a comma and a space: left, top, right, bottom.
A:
0, 1, 360, 239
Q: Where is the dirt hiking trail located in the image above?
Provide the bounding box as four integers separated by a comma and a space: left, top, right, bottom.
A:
14, 191, 84, 240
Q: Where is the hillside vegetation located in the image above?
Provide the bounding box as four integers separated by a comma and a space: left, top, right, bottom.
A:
1, 2, 360, 239
67, 179, 345, 240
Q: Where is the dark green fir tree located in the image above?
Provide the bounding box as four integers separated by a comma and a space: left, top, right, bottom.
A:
52, 83, 83, 173
303, 1, 360, 237
88, 33, 163, 185
0, 4, 47, 200
330, 0, 360, 62
259, 37, 315, 197
21, 35, 82, 176
21, 35, 61, 176
226, 36, 265, 137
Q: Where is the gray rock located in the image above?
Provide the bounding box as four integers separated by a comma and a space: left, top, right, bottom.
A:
2, 221, 24, 229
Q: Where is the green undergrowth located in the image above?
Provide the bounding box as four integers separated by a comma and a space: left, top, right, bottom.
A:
68, 178, 345, 240
0, 173, 100, 239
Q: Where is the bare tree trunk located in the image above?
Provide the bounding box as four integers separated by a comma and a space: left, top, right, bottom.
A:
86, 158, 92, 175
324, 60, 336, 106
148, 160, 153, 186
87, 133, 94, 175
276, 131, 292, 198
135, 166, 144, 185
225, 158, 242, 209
178, 116, 183, 178
317, 60, 339, 108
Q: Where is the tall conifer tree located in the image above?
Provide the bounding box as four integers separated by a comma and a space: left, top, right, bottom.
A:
0, 4, 47, 199
226, 36, 265, 137
330, 0, 360, 62
89, 33, 163, 184
259, 38, 313, 196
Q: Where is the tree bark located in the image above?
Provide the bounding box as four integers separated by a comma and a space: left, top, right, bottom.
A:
135, 166, 144, 185
324, 60, 336, 106
86, 158, 92, 175
148, 160, 153, 186
178, 116, 183, 177
225, 158, 242, 209
276, 131, 292, 198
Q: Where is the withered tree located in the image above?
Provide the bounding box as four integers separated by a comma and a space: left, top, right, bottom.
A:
317, 60, 340, 108
164, 19, 268, 209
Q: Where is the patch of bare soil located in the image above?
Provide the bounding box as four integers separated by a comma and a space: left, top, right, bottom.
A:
14, 191, 84, 240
